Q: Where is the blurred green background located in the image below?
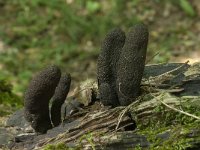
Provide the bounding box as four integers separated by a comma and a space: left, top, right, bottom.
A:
0, 0, 200, 116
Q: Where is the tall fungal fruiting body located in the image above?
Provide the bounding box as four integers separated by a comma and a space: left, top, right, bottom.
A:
117, 24, 149, 106
24, 65, 61, 133
98, 24, 149, 107
51, 73, 71, 127
97, 28, 125, 107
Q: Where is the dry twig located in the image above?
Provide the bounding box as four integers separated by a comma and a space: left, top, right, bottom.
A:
115, 98, 140, 130
150, 92, 200, 121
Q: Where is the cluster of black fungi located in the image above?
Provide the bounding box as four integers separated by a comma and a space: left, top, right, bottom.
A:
24, 24, 149, 134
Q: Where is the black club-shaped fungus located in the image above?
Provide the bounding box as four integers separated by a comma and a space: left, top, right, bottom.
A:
24, 65, 61, 133
98, 24, 149, 107
97, 28, 125, 107
51, 73, 71, 127
117, 24, 149, 106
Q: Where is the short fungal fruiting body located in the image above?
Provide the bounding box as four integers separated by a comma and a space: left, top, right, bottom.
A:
97, 24, 149, 107
24, 66, 71, 133
51, 73, 71, 127
24, 66, 61, 133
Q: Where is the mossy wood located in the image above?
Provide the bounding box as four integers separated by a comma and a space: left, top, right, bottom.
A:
9, 63, 200, 150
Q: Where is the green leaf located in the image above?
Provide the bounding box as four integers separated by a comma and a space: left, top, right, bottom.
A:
179, 0, 196, 17
86, 1, 100, 13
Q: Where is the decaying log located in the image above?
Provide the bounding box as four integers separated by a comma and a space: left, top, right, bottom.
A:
8, 63, 200, 150
81, 130, 200, 150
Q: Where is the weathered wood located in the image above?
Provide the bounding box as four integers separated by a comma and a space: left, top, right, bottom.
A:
81, 130, 200, 150
5, 63, 200, 150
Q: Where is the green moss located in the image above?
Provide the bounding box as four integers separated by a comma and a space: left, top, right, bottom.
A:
43, 143, 79, 150
138, 123, 200, 150
0, 80, 12, 92
134, 94, 200, 149
43, 133, 99, 150
0, 79, 22, 116
78, 132, 96, 150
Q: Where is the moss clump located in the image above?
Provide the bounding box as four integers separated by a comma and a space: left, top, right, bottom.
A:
0, 80, 22, 116
43, 143, 77, 150
135, 94, 200, 149
138, 124, 200, 150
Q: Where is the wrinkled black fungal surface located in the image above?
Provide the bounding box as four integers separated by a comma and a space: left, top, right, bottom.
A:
97, 28, 125, 106
24, 65, 61, 133
98, 24, 149, 107
51, 73, 71, 127
117, 24, 148, 106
